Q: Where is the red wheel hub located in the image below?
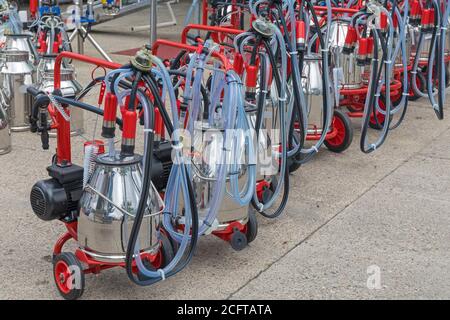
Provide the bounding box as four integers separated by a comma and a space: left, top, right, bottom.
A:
54, 260, 72, 294
325, 115, 346, 147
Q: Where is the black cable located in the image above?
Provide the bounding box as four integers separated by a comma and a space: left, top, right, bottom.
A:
249, 38, 289, 219
290, 0, 330, 164
125, 73, 200, 286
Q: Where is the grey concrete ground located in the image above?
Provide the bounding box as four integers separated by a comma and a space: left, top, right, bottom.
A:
1, 2, 450, 299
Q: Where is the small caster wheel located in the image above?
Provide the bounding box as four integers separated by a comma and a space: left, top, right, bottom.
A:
53, 252, 85, 300
230, 230, 248, 251
408, 71, 426, 101
257, 177, 278, 204
245, 210, 258, 244
137, 232, 175, 281
324, 109, 353, 153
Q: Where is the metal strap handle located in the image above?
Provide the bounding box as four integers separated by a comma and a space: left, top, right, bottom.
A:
85, 184, 164, 218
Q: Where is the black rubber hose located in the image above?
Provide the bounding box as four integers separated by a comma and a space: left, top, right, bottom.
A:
128, 71, 142, 111
369, 29, 389, 128
125, 73, 199, 286
124, 90, 156, 285
290, 0, 329, 164
52, 95, 123, 127
254, 52, 267, 133
250, 38, 289, 219
428, 0, 444, 119
360, 29, 387, 153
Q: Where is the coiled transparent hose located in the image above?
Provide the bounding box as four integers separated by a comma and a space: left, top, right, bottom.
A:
163, 44, 253, 240
104, 56, 195, 280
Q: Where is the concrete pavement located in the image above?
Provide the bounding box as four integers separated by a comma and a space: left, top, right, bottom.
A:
0, 2, 449, 299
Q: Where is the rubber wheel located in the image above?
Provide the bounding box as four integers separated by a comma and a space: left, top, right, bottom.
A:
137, 232, 175, 281
230, 230, 248, 251
408, 71, 426, 101
324, 109, 353, 153
53, 252, 85, 300
245, 210, 258, 244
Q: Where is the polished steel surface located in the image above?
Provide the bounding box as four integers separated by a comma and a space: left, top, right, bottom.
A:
0, 46, 35, 132
0, 50, 34, 75
190, 123, 249, 225
78, 153, 162, 262
36, 55, 84, 136
0, 57, 34, 132
302, 54, 327, 131
329, 21, 363, 89
3, 33, 37, 64
0, 101, 11, 155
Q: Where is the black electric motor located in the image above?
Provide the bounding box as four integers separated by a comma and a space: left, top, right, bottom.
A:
30, 141, 173, 221
30, 164, 84, 221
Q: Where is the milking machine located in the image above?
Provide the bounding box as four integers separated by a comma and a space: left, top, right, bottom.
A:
179, 17, 291, 218
290, 0, 410, 153
0, 2, 35, 154
32, 53, 83, 136
26, 1, 84, 136
29, 36, 265, 297
28, 1, 72, 55
20, 0, 450, 300
0, 32, 36, 132
153, 38, 260, 248
409, 0, 450, 118
284, 0, 352, 160
28, 49, 201, 299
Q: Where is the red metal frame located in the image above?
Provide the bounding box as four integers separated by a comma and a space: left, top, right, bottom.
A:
153, 39, 234, 71
181, 24, 244, 45
49, 51, 171, 290
212, 221, 247, 242
52, 52, 121, 166
54, 221, 162, 275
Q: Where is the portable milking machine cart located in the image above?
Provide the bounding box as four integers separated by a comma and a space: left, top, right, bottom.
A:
21, 0, 450, 300
322, 2, 407, 137
408, 0, 450, 117
27, 0, 85, 137
178, 16, 294, 217
0, 1, 37, 155
28, 30, 269, 297
27, 49, 197, 300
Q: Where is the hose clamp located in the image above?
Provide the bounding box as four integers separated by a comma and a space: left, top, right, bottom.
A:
157, 269, 166, 281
